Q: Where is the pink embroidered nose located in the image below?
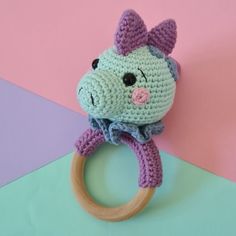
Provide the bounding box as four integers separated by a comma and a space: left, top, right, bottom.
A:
132, 88, 150, 105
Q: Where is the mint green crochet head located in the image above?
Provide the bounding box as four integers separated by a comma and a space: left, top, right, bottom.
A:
77, 9, 180, 125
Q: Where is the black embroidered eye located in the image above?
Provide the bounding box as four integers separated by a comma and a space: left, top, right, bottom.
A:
122, 73, 137, 86
92, 58, 99, 69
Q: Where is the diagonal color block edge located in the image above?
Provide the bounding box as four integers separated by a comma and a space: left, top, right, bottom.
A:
0, 150, 236, 236
0, 78, 88, 187
1, 78, 235, 187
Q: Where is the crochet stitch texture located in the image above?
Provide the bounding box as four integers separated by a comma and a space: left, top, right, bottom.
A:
77, 9, 179, 125
75, 9, 180, 188
89, 115, 164, 145
78, 46, 178, 125
75, 128, 162, 188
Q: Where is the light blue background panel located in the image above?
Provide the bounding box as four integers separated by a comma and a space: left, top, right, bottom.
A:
0, 144, 236, 236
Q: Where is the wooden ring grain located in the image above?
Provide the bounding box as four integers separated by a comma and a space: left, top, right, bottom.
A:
71, 152, 156, 221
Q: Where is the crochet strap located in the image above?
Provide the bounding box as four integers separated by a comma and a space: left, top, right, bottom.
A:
75, 128, 162, 188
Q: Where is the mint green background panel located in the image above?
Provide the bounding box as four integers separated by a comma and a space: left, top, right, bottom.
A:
0, 144, 236, 236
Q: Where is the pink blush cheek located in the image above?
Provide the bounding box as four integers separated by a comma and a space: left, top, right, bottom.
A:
132, 88, 150, 105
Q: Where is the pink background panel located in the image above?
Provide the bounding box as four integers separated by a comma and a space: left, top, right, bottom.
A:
0, 0, 236, 182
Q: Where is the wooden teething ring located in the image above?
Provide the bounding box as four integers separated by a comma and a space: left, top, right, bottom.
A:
71, 128, 162, 221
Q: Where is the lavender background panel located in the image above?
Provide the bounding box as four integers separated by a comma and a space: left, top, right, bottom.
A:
0, 78, 88, 187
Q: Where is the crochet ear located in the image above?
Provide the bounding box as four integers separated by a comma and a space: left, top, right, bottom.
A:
148, 19, 177, 55
114, 9, 148, 56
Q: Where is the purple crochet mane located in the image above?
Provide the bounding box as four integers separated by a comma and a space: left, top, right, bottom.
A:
115, 9, 176, 56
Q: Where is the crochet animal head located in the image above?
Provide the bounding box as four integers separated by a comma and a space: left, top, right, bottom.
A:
77, 9, 180, 125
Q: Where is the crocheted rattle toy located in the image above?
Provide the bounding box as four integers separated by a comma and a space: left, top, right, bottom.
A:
71, 9, 180, 221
